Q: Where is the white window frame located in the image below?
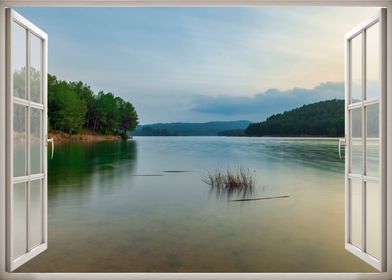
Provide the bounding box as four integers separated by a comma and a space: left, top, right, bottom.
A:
5, 8, 48, 272
0, 1, 391, 280
344, 9, 387, 271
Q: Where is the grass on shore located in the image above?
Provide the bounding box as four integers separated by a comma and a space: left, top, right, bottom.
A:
48, 130, 126, 143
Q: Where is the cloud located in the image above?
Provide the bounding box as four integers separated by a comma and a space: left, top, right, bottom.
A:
190, 82, 344, 122
16, 7, 377, 124
18, 6, 377, 98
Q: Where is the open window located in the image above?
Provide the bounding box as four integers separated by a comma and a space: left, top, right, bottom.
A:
1, 4, 389, 277
6, 9, 48, 272
344, 8, 387, 272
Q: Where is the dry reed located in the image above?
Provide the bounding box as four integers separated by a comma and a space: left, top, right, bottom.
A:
202, 166, 256, 199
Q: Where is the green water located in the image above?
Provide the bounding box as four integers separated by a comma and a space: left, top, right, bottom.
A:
17, 137, 375, 272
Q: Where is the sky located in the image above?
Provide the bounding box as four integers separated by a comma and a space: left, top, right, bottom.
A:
16, 7, 378, 124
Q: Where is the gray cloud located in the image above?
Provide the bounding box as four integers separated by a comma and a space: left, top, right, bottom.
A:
190, 82, 344, 122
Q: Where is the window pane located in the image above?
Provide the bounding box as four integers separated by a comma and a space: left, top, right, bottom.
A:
350, 179, 362, 249
31, 108, 42, 174
366, 181, 381, 259
13, 104, 27, 177
366, 23, 380, 100
351, 108, 362, 174
30, 34, 42, 103
366, 104, 379, 177
13, 182, 27, 259
30, 180, 43, 249
351, 34, 362, 103
12, 22, 26, 99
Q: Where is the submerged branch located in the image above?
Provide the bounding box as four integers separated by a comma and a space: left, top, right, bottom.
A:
231, 195, 289, 202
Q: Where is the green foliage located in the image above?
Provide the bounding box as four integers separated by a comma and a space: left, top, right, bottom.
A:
48, 74, 138, 137
245, 99, 344, 137
48, 83, 86, 133
118, 99, 139, 136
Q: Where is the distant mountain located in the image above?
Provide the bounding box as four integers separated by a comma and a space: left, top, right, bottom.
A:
133, 127, 178, 136
218, 129, 246, 137
245, 99, 344, 137
132, 120, 251, 136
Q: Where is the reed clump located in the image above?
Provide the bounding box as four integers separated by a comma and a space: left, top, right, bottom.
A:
202, 166, 256, 199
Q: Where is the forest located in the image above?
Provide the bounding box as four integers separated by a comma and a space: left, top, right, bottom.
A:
245, 99, 344, 137
48, 74, 139, 140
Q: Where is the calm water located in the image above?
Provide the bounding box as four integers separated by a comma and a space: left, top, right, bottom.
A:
18, 137, 375, 272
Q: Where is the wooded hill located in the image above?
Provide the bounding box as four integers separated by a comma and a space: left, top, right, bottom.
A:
47, 74, 138, 139
244, 99, 344, 137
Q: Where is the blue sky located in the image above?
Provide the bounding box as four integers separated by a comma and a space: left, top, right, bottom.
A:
16, 7, 377, 124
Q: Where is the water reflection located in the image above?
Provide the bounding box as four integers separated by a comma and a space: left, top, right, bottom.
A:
247, 138, 345, 173
48, 140, 137, 188
47, 141, 138, 211
17, 137, 376, 273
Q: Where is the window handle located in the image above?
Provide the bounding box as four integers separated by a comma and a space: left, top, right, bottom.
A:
47, 138, 54, 159
338, 138, 346, 160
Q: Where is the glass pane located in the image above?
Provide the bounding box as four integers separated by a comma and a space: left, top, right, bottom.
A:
351, 33, 362, 103
31, 108, 42, 174
366, 104, 379, 177
12, 22, 26, 99
366, 181, 381, 259
13, 104, 27, 177
13, 182, 27, 259
31, 180, 43, 249
350, 179, 362, 249
351, 108, 362, 174
30, 34, 42, 103
366, 23, 380, 100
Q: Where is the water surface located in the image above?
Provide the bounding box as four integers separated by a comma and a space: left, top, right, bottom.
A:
17, 137, 375, 272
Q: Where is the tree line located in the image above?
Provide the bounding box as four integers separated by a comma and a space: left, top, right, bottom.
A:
245, 99, 344, 137
48, 74, 138, 139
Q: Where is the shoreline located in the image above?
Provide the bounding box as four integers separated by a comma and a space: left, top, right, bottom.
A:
133, 135, 342, 139
48, 131, 129, 143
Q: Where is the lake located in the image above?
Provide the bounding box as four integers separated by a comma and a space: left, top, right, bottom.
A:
17, 136, 375, 272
